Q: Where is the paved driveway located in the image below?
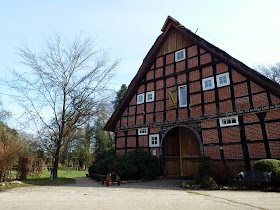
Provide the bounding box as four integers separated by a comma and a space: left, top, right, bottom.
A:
0, 178, 279, 210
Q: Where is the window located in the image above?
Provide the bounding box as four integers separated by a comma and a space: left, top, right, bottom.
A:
137, 93, 145, 104
138, 128, 148, 135
175, 49, 186, 62
202, 77, 215, 91
168, 86, 177, 109
178, 85, 187, 107
219, 116, 239, 127
146, 91, 155, 102
217, 72, 230, 87
149, 134, 159, 147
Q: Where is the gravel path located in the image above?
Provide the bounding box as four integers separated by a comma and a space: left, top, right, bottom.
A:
0, 177, 279, 209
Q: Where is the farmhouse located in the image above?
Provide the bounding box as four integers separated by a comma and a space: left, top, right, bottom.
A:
104, 16, 280, 178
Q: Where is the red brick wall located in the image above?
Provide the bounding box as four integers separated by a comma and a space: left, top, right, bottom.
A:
223, 145, 243, 159
139, 136, 148, 147
253, 93, 269, 107
187, 45, 197, 57
188, 57, 198, 68
235, 97, 250, 111
202, 129, 219, 144
116, 137, 125, 148
219, 86, 231, 100
243, 114, 259, 123
221, 127, 240, 143
204, 103, 216, 115
116, 149, 125, 155
216, 63, 228, 74
265, 110, 280, 120
271, 94, 280, 105
200, 53, 211, 65
245, 124, 263, 140
247, 142, 266, 158
266, 122, 280, 139
232, 70, 246, 83
204, 90, 215, 103
234, 83, 248, 97
189, 70, 200, 81
127, 137, 136, 147
269, 141, 280, 158
201, 120, 217, 128
176, 61, 185, 72
204, 145, 221, 159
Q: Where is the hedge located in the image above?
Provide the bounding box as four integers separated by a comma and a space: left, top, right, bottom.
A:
254, 159, 280, 182
89, 149, 160, 181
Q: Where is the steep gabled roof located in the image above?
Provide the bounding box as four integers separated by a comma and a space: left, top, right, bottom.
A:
104, 16, 280, 131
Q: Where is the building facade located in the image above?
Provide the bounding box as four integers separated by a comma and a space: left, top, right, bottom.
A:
104, 16, 280, 178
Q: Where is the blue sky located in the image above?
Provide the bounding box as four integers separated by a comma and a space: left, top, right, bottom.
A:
1, 0, 280, 129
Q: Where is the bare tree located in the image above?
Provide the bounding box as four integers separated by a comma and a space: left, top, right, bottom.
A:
7, 34, 118, 178
256, 62, 280, 84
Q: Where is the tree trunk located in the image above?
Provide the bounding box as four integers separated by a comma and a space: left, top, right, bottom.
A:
53, 145, 61, 178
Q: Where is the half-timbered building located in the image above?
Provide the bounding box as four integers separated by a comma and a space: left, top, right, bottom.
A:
104, 16, 280, 178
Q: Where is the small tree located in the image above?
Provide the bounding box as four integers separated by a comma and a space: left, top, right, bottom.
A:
7, 34, 119, 178
113, 84, 127, 110
256, 63, 280, 84
0, 122, 20, 182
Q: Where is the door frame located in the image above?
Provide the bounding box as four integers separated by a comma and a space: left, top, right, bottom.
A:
160, 124, 204, 177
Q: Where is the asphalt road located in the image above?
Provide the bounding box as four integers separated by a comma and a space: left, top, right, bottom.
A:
0, 178, 279, 210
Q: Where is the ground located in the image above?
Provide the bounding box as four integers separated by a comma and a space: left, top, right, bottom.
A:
0, 178, 279, 209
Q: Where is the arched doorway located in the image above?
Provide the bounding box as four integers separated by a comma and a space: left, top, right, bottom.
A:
163, 126, 201, 178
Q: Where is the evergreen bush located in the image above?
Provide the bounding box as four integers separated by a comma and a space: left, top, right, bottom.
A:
254, 159, 280, 183
88, 149, 160, 180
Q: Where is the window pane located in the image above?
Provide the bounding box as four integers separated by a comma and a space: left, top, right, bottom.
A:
179, 86, 187, 106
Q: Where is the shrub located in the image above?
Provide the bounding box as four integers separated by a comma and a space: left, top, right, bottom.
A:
198, 160, 212, 179
90, 155, 119, 175
199, 160, 230, 185
18, 157, 44, 180
90, 173, 106, 181
254, 159, 280, 172
89, 149, 160, 181
201, 175, 218, 190
254, 159, 280, 183
117, 149, 160, 180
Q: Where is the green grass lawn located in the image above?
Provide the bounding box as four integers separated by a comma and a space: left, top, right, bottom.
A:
0, 169, 86, 191
22, 169, 86, 186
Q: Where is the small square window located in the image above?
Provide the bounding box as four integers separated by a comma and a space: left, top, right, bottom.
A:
138, 128, 148, 135
149, 134, 159, 147
178, 85, 187, 107
216, 72, 230, 87
175, 49, 186, 62
146, 91, 155, 102
219, 116, 239, 127
137, 93, 145, 104
202, 77, 215, 91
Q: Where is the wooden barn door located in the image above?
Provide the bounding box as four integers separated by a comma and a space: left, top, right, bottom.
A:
164, 127, 200, 178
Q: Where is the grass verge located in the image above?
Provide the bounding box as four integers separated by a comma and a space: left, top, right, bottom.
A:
0, 169, 86, 191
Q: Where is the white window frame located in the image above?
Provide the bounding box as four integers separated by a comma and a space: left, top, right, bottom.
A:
178, 85, 187, 107
137, 93, 145, 104
202, 77, 215, 91
219, 116, 239, 127
146, 91, 155, 102
138, 128, 148, 135
149, 134, 160, 147
175, 49, 186, 62
216, 72, 230, 87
